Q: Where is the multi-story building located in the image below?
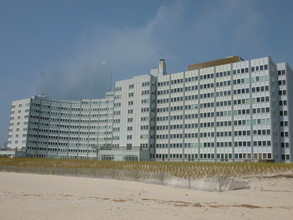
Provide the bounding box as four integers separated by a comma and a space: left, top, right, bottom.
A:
8, 92, 114, 159
7, 56, 293, 162
276, 63, 293, 162
155, 57, 282, 162
7, 98, 31, 151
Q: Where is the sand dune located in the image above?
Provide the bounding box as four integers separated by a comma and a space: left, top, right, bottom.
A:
0, 172, 293, 220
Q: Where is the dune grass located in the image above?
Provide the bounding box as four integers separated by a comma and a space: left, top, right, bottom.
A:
0, 158, 293, 179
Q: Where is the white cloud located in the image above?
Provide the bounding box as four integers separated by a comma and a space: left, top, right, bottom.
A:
38, 0, 263, 100
38, 2, 185, 100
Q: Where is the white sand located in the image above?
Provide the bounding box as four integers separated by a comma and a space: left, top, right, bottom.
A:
0, 172, 293, 220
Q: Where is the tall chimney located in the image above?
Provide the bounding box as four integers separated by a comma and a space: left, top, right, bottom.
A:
159, 59, 167, 75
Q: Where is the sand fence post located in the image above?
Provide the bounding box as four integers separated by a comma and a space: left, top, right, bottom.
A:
160, 171, 164, 185
188, 172, 191, 189
218, 174, 222, 192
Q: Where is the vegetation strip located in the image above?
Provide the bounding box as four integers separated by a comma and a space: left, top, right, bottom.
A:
1, 158, 293, 179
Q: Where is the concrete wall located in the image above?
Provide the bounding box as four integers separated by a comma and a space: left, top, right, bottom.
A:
98, 149, 150, 161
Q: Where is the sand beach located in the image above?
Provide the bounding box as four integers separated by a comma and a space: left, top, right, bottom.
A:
0, 172, 293, 220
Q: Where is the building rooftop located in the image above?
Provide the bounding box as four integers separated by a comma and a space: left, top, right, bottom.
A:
188, 56, 244, 70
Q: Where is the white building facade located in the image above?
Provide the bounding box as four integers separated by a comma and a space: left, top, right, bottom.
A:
7, 56, 293, 162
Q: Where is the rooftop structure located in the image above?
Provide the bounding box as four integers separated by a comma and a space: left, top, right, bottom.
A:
188, 56, 243, 70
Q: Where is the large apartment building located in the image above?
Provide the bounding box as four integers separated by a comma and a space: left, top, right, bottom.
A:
7, 56, 293, 162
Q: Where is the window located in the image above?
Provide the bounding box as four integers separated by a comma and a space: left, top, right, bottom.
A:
127, 118, 133, 122
127, 126, 132, 131
142, 81, 150, 87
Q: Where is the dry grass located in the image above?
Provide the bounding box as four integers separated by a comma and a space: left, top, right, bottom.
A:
0, 158, 293, 179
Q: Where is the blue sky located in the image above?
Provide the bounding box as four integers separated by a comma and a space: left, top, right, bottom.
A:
1, 0, 293, 146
